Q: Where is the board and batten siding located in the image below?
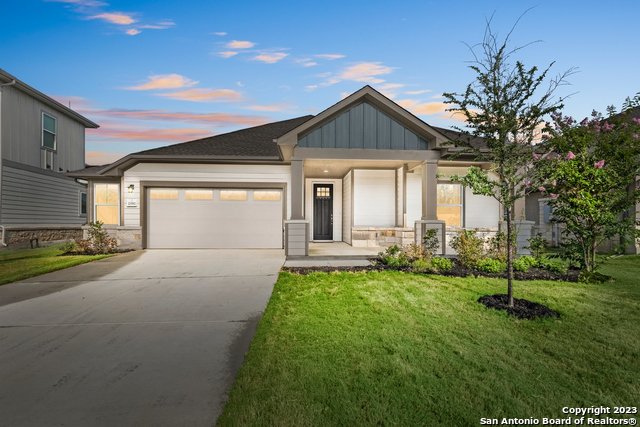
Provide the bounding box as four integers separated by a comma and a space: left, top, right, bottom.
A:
342, 171, 352, 244
297, 102, 429, 150
1, 85, 85, 172
122, 163, 291, 227
352, 169, 396, 227
1, 162, 86, 225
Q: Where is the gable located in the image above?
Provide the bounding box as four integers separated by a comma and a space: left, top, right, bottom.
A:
297, 101, 429, 150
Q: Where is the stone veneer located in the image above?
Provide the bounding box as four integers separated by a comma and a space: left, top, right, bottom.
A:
2, 226, 83, 248
84, 226, 143, 250
351, 227, 415, 248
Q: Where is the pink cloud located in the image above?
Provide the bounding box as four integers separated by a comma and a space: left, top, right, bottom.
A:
253, 52, 288, 64
88, 12, 136, 25
85, 150, 126, 165
93, 108, 267, 126
126, 28, 140, 36
339, 62, 393, 84
158, 88, 243, 102
226, 40, 254, 49
127, 74, 198, 91
218, 51, 239, 58
314, 54, 345, 60
88, 125, 211, 142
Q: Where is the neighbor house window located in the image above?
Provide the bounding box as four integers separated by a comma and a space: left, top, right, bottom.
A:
253, 190, 281, 201
80, 192, 87, 215
94, 183, 119, 225
437, 183, 463, 227
220, 190, 247, 201
42, 113, 56, 150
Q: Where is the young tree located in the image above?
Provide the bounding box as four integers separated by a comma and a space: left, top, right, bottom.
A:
443, 19, 573, 306
536, 98, 640, 275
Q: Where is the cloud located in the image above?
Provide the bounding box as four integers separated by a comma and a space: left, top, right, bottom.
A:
339, 62, 393, 84
244, 104, 290, 112
377, 83, 405, 98
213, 31, 227, 36
397, 99, 448, 115
305, 85, 319, 91
226, 40, 255, 49
48, 0, 106, 7
404, 89, 432, 95
158, 88, 243, 102
296, 58, 318, 67
126, 28, 140, 36
127, 74, 198, 91
138, 20, 175, 30
85, 150, 126, 165
253, 52, 288, 64
88, 12, 136, 25
217, 51, 239, 58
315, 54, 345, 60
88, 125, 211, 142
92, 108, 267, 126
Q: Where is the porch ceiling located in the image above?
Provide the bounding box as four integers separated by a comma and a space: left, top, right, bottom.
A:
304, 159, 423, 178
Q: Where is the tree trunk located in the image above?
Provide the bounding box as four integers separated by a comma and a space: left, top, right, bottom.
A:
506, 206, 514, 307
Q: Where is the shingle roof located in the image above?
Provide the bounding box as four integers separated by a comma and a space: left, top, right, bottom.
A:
132, 115, 314, 158
432, 126, 488, 150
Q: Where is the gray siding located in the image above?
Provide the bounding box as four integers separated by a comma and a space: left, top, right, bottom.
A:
1, 85, 86, 172
1, 162, 87, 225
298, 101, 428, 150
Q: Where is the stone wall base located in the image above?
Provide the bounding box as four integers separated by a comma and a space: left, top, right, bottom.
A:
1, 226, 83, 248
444, 228, 499, 256
83, 226, 143, 250
351, 227, 414, 248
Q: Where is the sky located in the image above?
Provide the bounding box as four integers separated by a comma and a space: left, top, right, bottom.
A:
1, 0, 639, 165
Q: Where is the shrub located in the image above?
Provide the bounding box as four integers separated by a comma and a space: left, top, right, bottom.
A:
422, 228, 440, 259
513, 255, 537, 272
378, 245, 410, 268
411, 258, 432, 273
76, 221, 118, 255
536, 256, 568, 274
527, 233, 548, 260
403, 243, 426, 261
59, 240, 79, 254
486, 231, 509, 262
476, 258, 507, 273
450, 229, 484, 268
430, 257, 453, 272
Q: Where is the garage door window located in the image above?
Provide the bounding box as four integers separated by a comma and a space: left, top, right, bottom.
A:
94, 183, 119, 225
185, 189, 213, 200
254, 190, 281, 201
150, 189, 179, 200
220, 190, 247, 201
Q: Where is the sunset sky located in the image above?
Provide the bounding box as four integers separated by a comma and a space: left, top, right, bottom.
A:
1, 0, 638, 165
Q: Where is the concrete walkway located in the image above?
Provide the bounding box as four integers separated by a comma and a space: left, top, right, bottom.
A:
0, 249, 284, 427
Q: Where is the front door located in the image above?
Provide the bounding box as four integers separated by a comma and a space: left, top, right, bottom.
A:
313, 184, 333, 240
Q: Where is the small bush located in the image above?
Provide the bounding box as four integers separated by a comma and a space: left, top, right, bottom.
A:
450, 229, 484, 268
411, 258, 432, 272
527, 234, 548, 260
476, 258, 507, 273
422, 228, 440, 259
430, 257, 453, 272
404, 243, 426, 261
537, 256, 568, 274
487, 231, 509, 262
513, 255, 537, 272
378, 245, 410, 268
60, 240, 79, 254
75, 221, 118, 255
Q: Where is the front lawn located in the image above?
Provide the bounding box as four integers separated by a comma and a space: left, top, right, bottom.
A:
218, 256, 640, 426
0, 244, 112, 286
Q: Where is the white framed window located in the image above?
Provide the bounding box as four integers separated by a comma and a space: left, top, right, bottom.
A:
437, 183, 464, 227
94, 183, 119, 225
42, 113, 56, 150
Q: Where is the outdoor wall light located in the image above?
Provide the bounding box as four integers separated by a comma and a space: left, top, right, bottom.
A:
128, 184, 135, 194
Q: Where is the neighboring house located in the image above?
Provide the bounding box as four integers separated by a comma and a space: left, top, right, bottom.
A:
0, 68, 99, 247
70, 86, 506, 256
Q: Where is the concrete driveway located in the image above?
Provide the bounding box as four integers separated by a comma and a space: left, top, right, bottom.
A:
0, 249, 284, 426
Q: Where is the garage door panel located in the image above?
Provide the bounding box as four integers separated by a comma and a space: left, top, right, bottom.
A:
147, 188, 283, 249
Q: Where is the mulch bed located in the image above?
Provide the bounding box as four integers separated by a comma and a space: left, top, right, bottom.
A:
61, 249, 135, 256
478, 294, 560, 319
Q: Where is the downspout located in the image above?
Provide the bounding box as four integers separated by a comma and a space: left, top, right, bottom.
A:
0, 79, 17, 246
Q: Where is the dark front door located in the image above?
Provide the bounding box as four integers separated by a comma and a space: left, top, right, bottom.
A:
313, 184, 333, 240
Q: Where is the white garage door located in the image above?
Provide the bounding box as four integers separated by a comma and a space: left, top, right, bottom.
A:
147, 188, 283, 249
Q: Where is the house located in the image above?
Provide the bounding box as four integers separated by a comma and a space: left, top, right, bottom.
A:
0, 68, 99, 247
70, 86, 508, 256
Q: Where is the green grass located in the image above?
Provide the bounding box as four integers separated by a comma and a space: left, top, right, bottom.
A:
0, 244, 112, 286
218, 256, 640, 426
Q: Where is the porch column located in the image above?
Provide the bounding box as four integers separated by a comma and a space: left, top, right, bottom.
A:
285, 159, 309, 257
416, 160, 446, 254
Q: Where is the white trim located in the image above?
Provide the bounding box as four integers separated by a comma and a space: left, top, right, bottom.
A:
41, 111, 57, 151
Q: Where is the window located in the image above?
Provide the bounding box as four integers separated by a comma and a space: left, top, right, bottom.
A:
42, 113, 56, 150
150, 189, 179, 200
80, 192, 87, 215
253, 190, 281, 201
185, 189, 213, 200
94, 183, 119, 225
437, 183, 463, 227
315, 187, 330, 198
220, 190, 247, 201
